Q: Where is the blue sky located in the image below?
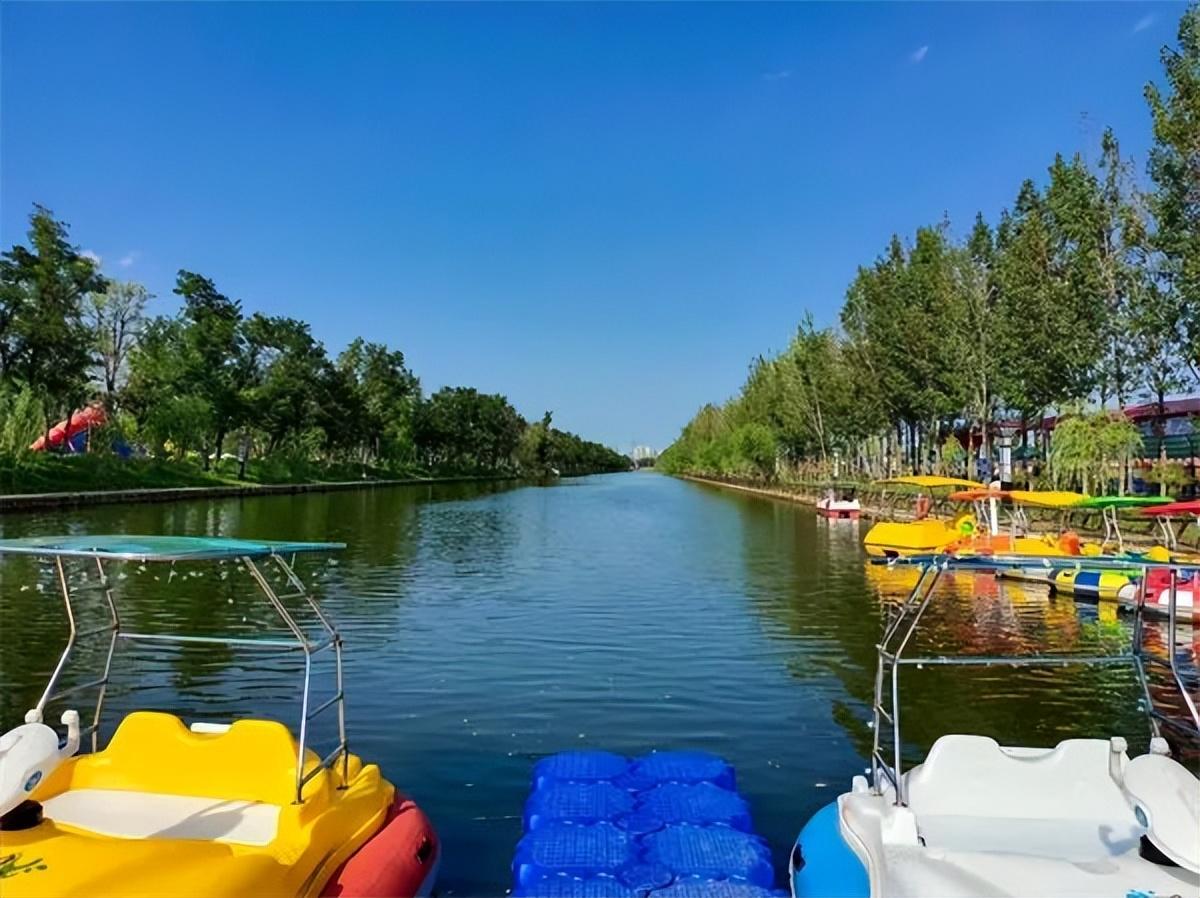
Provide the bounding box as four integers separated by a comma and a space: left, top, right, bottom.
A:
0, 2, 1184, 450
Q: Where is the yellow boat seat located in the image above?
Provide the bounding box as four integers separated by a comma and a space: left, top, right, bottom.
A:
41, 789, 280, 845
2, 711, 392, 898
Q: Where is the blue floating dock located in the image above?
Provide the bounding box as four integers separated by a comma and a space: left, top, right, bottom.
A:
514, 751, 785, 897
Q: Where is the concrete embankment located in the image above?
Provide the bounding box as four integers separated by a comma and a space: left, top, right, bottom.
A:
680, 474, 902, 519
0, 475, 520, 514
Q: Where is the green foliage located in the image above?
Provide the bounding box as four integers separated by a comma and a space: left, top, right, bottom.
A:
0, 205, 106, 430
0, 385, 45, 455
1047, 408, 1142, 494
1143, 459, 1194, 491
84, 279, 151, 398
662, 4, 1200, 486
412, 387, 524, 473
142, 395, 215, 459
939, 434, 967, 477
733, 423, 777, 479
1145, 4, 1200, 374
0, 206, 622, 486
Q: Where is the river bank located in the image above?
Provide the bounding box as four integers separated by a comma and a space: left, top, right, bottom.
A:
679, 473, 1200, 550
0, 473, 523, 514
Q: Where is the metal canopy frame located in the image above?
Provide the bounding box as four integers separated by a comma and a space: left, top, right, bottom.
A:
28, 549, 347, 805
869, 554, 1200, 807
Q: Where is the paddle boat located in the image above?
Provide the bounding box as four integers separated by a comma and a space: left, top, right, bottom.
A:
817, 487, 861, 521
936, 489, 1186, 603
990, 494, 1200, 604
862, 477, 984, 557
1080, 495, 1174, 552
790, 554, 1200, 898
940, 488, 1086, 557
1142, 498, 1200, 554
0, 535, 439, 898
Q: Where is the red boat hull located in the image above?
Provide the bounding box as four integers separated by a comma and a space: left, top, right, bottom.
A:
816, 507, 860, 520
320, 795, 439, 897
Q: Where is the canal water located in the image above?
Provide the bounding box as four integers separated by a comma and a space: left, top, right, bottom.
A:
0, 473, 1176, 893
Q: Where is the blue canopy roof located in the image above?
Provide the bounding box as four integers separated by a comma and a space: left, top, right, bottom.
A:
0, 535, 345, 562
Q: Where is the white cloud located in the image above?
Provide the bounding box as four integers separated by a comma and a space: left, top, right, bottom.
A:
763, 69, 792, 82
910, 45, 929, 64
81, 249, 102, 265
118, 251, 139, 268
1133, 13, 1155, 33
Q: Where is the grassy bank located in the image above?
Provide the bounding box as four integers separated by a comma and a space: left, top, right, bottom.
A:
0, 452, 438, 496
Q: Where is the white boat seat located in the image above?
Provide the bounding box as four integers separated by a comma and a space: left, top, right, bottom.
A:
43, 788, 281, 846
1122, 752, 1200, 873
904, 735, 1143, 859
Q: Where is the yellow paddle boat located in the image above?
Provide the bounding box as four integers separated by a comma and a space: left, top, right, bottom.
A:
0, 536, 439, 898
862, 476, 984, 557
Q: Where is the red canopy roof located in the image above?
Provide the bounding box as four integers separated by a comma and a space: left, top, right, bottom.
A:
1141, 499, 1200, 516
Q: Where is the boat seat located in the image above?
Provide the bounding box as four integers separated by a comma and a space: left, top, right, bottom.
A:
43, 789, 280, 846
904, 735, 1144, 860
1122, 752, 1200, 873
39, 711, 319, 807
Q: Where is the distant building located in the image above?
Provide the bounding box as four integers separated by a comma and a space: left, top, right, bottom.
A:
953, 397, 1198, 464
631, 445, 657, 468
1040, 397, 1199, 462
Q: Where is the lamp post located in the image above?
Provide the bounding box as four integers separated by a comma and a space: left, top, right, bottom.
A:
996, 423, 1020, 488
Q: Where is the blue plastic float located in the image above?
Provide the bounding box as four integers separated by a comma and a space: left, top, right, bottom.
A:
513, 750, 786, 898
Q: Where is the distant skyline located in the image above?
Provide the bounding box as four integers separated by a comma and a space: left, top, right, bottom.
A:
0, 2, 1183, 449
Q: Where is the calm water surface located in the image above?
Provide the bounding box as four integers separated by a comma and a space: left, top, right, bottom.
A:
0, 473, 1188, 893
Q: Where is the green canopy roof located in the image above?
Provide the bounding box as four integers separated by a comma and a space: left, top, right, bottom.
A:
1077, 496, 1173, 509
0, 535, 344, 562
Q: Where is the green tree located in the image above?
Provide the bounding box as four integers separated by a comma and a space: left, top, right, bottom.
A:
172, 271, 245, 468
733, 422, 777, 479
1093, 129, 1150, 406
0, 205, 107, 440
335, 338, 420, 465
994, 178, 1105, 423
1145, 3, 1200, 376
1048, 408, 1142, 494
241, 315, 330, 454
954, 214, 1001, 477
84, 279, 152, 400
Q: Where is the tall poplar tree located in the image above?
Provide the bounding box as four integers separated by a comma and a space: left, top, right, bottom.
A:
1145, 4, 1200, 376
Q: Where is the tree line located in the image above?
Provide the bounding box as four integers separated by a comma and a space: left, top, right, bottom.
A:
0, 212, 627, 479
661, 6, 1200, 492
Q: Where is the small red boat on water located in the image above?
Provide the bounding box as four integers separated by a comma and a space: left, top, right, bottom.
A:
816, 488, 861, 520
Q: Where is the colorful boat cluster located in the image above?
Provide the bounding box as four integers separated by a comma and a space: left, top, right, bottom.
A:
851, 477, 1200, 619
513, 750, 783, 898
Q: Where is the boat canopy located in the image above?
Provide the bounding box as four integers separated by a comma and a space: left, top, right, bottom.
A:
1005, 489, 1087, 509
1141, 499, 1200, 516
877, 475, 984, 489
0, 535, 345, 562
1078, 495, 1173, 509
948, 488, 1009, 501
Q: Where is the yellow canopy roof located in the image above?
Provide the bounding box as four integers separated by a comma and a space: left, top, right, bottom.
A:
877, 475, 985, 489
1007, 489, 1087, 508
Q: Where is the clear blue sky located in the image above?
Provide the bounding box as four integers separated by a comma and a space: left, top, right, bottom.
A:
0, 2, 1183, 450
